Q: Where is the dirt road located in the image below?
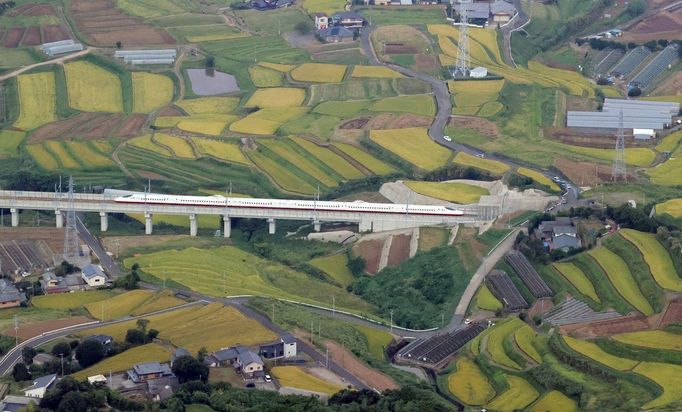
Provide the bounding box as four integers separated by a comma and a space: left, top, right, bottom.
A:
0, 48, 91, 81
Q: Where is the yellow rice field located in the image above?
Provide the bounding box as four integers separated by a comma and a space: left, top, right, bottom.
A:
370, 128, 451, 170
155, 114, 236, 136
656, 198, 682, 217
517, 167, 560, 191
177, 97, 239, 114
260, 139, 338, 187
529, 390, 577, 412
45, 141, 79, 169
613, 330, 682, 352
0, 130, 25, 157
73, 343, 171, 379
248, 65, 283, 87
191, 138, 250, 165
619, 229, 682, 291
84, 290, 158, 320
486, 375, 539, 412
271, 366, 345, 395
633, 362, 682, 409
404, 181, 488, 204
448, 357, 495, 406
68, 141, 114, 168
351, 66, 404, 78
14, 72, 57, 130
553, 262, 599, 303
230, 107, 308, 135
453, 152, 510, 175
291, 136, 364, 180
333, 143, 396, 175
153, 133, 196, 159
476, 284, 502, 311
259, 62, 295, 72
127, 135, 173, 156
132, 72, 173, 113
291, 63, 347, 83
563, 336, 638, 370
27, 144, 58, 170
64, 61, 123, 112
514, 325, 542, 363
566, 145, 655, 167
248, 150, 316, 194
31, 290, 117, 309
246, 87, 306, 108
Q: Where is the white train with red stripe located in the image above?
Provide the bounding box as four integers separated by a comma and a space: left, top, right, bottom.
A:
114, 193, 467, 217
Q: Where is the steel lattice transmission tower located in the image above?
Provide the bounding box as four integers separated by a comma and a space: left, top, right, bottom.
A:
62, 176, 81, 263
612, 109, 627, 181
453, 3, 469, 78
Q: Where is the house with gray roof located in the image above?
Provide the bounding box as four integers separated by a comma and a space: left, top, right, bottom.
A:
318, 26, 355, 43
81, 264, 107, 288
204, 346, 246, 367
171, 348, 191, 367
127, 362, 174, 383
23, 374, 57, 399
0, 280, 25, 309
259, 334, 297, 359
0, 395, 35, 412
236, 350, 264, 379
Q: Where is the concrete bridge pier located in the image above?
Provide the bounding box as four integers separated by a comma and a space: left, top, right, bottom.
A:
10, 208, 19, 227
144, 212, 153, 235
267, 218, 276, 234
313, 219, 321, 232
55, 210, 63, 228
189, 214, 197, 237
223, 216, 231, 238
99, 212, 108, 232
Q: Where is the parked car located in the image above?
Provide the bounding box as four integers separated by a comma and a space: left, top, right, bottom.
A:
264, 374, 272, 382
443, 135, 452, 142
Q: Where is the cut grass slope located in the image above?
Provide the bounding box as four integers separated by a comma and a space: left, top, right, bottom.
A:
310, 253, 355, 287
613, 331, 682, 352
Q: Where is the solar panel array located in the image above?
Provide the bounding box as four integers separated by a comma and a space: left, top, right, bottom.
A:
592, 48, 624, 76
487, 270, 528, 311
396, 323, 486, 366
610, 46, 651, 78
631, 44, 680, 88
505, 250, 553, 298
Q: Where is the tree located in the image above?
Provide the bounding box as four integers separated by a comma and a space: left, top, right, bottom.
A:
136, 319, 149, 333
125, 329, 146, 345
52, 342, 71, 358
626, 0, 646, 17
294, 21, 312, 35
171, 356, 209, 383
347, 255, 366, 276
12, 363, 31, 382
197, 347, 207, 362
205, 56, 215, 69
22, 347, 37, 365
147, 329, 159, 341
75, 340, 105, 368
115, 41, 122, 49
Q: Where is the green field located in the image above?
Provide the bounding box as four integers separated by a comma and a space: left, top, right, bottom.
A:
369, 94, 436, 117
354, 325, 393, 360
563, 336, 638, 371
613, 331, 682, 352
248, 65, 283, 87
514, 324, 542, 363
656, 131, 682, 153
313, 100, 370, 117
619, 229, 682, 291
475, 284, 502, 311
291, 137, 364, 180
307, 78, 431, 105
656, 199, 682, 217
553, 262, 600, 303
125, 246, 372, 314
370, 128, 451, 170
310, 253, 355, 287
247, 149, 317, 194
517, 167, 560, 191
486, 375, 539, 412
0, 130, 25, 158
31, 290, 117, 310
201, 35, 309, 64
588, 247, 653, 315
404, 181, 488, 204
448, 357, 496, 406
485, 318, 524, 370
260, 139, 339, 187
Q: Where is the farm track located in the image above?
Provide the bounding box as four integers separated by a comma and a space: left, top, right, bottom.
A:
0, 48, 91, 82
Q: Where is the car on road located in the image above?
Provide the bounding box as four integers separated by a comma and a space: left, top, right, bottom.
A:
264, 374, 272, 382
442, 135, 452, 142
475, 153, 485, 158
464, 318, 472, 325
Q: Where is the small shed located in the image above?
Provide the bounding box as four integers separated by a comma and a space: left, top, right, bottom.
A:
470, 66, 488, 78
633, 128, 655, 140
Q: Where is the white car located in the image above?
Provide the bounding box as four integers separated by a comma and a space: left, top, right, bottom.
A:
464, 318, 472, 325
443, 135, 452, 142
475, 153, 485, 158
264, 374, 272, 382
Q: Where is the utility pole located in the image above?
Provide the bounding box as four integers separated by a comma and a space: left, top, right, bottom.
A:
272, 302, 275, 322
390, 309, 394, 334
13, 315, 18, 347
332, 295, 335, 318
60, 353, 64, 376
310, 321, 314, 344
325, 346, 329, 369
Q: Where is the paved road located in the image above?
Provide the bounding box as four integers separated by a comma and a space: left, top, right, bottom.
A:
500, 0, 530, 67
0, 48, 91, 82
76, 214, 122, 277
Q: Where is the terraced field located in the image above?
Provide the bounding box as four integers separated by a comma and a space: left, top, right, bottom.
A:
619, 229, 682, 291
177, 97, 239, 114
486, 375, 539, 412
448, 357, 495, 406
633, 362, 682, 409
247, 149, 316, 194
563, 336, 638, 371
588, 247, 653, 315
124, 246, 371, 313
156, 114, 236, 136
0, 130, 26, 157
529, 390, 577, 412
272, 366, 345, 395
448, 79, 504, 117
31, 290, 117, 310
291, 63, 346, 83
370, 128, 451, 170
314, 100, 370, 117
128, 135, 173, 157
475, 284, 502, 311
64, 61, 123, 113
514, 324, 542, 363
27, 144, 59, 170
369, 94, 436, 117
245, 88, 306, 108
310, 253, 355, 287
248, 66, 283, 87
132, 72, 173, 113
260, 139, 339, 187
230, 107, 308, 135
517, 167, 560, 191
613, 331, 682, 352
351, 66, 403, 79
84, 290, 159, 320
453, 152, 510, 175
567, 146, 655, 167
404, 181, 488, 204
14, 72, 57, 130
656, 198, 682, 217
485, 318, 524, 370
291, 137, 364, 180
191, 138, 249, 165
333, 143, 396, 175
153, 134, 195, 159
553, 262, 600, 303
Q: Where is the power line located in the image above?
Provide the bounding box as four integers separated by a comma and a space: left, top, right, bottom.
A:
612, 109, 626, 181
63, 176, 81, 263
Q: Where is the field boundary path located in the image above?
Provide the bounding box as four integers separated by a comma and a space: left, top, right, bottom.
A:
0, 48, 91, 82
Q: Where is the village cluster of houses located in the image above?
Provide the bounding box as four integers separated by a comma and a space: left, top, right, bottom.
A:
313, 11, 366, 43
40, 264, 109, 295
451, 0, 517, 26
534, 217, 582, 252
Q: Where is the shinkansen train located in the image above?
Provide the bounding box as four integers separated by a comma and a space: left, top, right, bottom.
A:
114, 193, 468, 217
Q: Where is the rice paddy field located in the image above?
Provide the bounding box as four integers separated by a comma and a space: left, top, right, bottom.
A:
656, 199, 682, 217
313, 100, 370, 117
310, 253, 355, 287
369, 94, 436, 117
619, 229, 682, 291
14, 72, 57, 130
448, 79, 504, 117
290, 137, 364, 180
153, 133, 196, 159
117, 0, 188, 18
63, 61, 123, 113
448, 357, 495, 406
84, 290, 159, 320
177, 97, 239, 114
404, 181, 488, 204
633, 362, 682, 409
301, 0, 346, 15
230, 107, 308, 135
72, 343, 171, 379
247, 149, 316, 194
260, 139, 339, 187
351, 66, 403, 79
485, 318, 524, 370
613, 331, 682, 352
124, 246, 372, 313
271, 366, 345, 395
85, 303, 277, 352
245, 88, 306, 108
370, 128, 451, 170
27, 140, 115, 170
563, 336, 639, 371
514, 324, 542, 363
131, 72, 174, 113
566, 146, 655, 167
248, 65, 283, 87
0, 130, 25, 157
259, 62, 295, 72
529, 390, 577, 412
128, 135, 173, 157
553, 262, 599, 303
156, 114, 236, 136
31, 290, 118, 310
191, 138, 250, 165
655, 131, 682, 153
291, 63, 347, 83
588, 247, 654, 316
333, 143, 396, 175
517, 167, 560, 191
475, 284, 502, 311
647, 148, 682, 185
453, 152, 510, 175
486, 375, 539, 412
27, 144, 59, 170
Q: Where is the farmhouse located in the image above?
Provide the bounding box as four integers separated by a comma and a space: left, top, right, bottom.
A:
147, 376, 179, 402
204, 346, 265, 379
490, 0, 516, 24
236, 350, 264, 379
86, 334, 113, 351
81, 264, 107, 287
331, 12, 365, 29
32, 353, 55, 366
0, 280, 25, 309
452, 0, 518, 26
551, 226, 581, 252
0, 396, 34, 412
127, 362, 174, 383
318, 26, 355, 43
40, 272, 84, 294
259, 334, 297, 359
23, 374, 57, 399
313, 12, 329, 30
204, 346, 245, 367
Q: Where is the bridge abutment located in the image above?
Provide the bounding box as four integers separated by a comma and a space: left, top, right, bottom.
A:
223, 215, 231, 238
189, 214, 197, 237
267, 218, 276, 234
144, 212, 153, 235
55, 210, 63, 228
10, 208, 18, 227
313, 219, 321, 232
99, 212, 108, 232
